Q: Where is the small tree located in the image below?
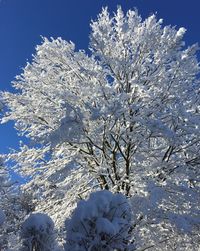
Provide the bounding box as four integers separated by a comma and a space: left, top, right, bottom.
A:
20, 213, 58, 251
65, 190, 133, 251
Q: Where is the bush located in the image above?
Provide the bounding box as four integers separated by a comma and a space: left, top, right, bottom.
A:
65, 190, 133, 251
20, 213, 58, 251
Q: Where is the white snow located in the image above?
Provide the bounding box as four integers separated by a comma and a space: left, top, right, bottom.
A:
0, 208, 6, 226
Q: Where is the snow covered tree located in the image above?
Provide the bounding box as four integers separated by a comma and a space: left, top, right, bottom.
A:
0, 157, 18, 250
65, 190, 133, 251
0, 157, 35, 250
0, 207, 6, 249
20, 213, 59, 251
0, 157, 19, 250
1, 7, 200, 249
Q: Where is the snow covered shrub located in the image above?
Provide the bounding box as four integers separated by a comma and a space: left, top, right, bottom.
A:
65, 190, 133, 251
20, 213, 58, 251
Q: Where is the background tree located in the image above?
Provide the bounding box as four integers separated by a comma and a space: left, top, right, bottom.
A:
1, 7, 200, 250
0, 157, 35, 250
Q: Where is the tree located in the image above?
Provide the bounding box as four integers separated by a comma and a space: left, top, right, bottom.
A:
0, 157, 17, 249
0, 157, 20, 250
1, 7, 200, 249
0, 157, 35, 250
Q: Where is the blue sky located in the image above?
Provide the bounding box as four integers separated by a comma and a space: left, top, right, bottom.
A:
0, 0, 200, 154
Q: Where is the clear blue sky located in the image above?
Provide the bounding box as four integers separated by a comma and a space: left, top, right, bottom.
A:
0, 0, 200, 154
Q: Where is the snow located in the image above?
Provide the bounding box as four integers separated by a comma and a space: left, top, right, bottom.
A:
0, 209, 6, 226
176, 27, 186, 38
